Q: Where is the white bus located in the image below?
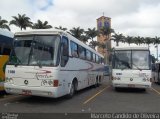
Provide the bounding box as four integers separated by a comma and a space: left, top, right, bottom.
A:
111, 47, 152, 91
4, 29, 104, 98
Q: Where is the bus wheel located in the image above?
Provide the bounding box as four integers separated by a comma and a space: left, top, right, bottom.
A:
94, 77, 99, 88
67, 82, 75, 98
141, 89, 146, 92
115, 87, 120, 91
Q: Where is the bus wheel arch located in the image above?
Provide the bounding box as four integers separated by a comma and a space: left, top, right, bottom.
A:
66, 78, 78, 98
72, 78, 78, 91
94, 76, 99, 87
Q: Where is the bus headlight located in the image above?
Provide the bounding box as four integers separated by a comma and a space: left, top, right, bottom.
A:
143, 78, 149, 82
113, 77, 121, 80
143, 78, 146, 82
5, 77, 13, 83
41, 80, 53, 86
117, 77, 121, 80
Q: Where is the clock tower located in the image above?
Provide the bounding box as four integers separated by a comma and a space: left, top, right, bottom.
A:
97, 16, 111, 64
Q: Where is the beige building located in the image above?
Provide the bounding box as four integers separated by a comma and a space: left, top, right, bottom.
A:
97, 16, 111, 64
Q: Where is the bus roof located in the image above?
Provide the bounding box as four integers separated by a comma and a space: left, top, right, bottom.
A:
0, 28, 14, 38
113, 47, 149, 50
14, 29, 104, 58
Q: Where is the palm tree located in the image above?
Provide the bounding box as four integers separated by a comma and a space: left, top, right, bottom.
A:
98, 42, 106, 56
98, 26, 114, 40
79, 35, 89, 44
144, 37, 153, 48
89, 41, 99, 49
153, 36, 160, 60
134, 36, 144, 45
0, 16, 10, 31
69, 27, 84, 39
153, 36, 160, 45
111, 33, 124, 46
124, 36, 133, 46
55, 26, 67, 31
85, 28, 97, 42
32, 20, 52, 29
10, 14, 32, 30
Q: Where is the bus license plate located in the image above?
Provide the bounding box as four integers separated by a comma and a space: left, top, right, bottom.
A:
128, 84, 135, 87
22, 90, 32, 95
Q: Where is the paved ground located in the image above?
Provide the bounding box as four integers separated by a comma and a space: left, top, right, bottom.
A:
0, 76, 160, 113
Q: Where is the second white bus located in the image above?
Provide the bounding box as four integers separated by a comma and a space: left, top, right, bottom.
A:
4, 29, 104, 98
111, 47, 152, 91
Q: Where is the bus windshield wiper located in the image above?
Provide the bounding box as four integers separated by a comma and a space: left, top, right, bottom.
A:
119, 60, 131, 70
132, 63, 142, 71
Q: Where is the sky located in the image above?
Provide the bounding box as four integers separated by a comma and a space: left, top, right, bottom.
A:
0, 0, 160, 57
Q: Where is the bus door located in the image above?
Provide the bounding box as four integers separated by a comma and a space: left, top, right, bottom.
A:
59, 36, 69, 93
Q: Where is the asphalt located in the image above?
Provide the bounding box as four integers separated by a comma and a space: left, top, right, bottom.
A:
0, 76, 160, 113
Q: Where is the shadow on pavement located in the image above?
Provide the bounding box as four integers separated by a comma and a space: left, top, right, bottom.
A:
17, 85, 99, 104
115, 88, 147, 93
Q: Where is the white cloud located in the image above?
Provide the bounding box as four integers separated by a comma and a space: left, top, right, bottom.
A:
112, 2, 160, 37
1, 0, 160, 53
1, 0, 160, 36
0, 0, 33, 20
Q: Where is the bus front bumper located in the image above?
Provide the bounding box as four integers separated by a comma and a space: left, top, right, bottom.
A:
112, 82, 151, 89
4, 83, 62, 98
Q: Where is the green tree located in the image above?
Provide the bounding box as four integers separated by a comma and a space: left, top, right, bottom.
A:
10, 14, 32, 30
153, 36, 160, 45
69, 27, 84, 39
0, 16, 10, 31
55, 26, 67, 31
134, 36, 144, 45
111, 33, 124, 46
98, 42, 106, 56
153, 36, 160, 60
124, 36, 133, 46
85, 28, 97, 42
79, 35, 89, 44
89, 41, 99, 49
32, 20, 52, 29
98, 26, 114, 40
150, 55, 157, 63
144, 37, 153, 48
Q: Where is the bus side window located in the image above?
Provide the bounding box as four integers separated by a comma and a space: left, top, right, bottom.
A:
61, 36, 69, 67
71, 41, 78, 57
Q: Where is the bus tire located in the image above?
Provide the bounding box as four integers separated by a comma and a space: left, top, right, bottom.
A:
141, 89, 146, 92
115, 87, 120, 91
94, 76, 99, 88
66, 79, 77, 98
66, 83, 75, 98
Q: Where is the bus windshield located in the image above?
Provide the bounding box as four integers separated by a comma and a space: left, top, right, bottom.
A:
113, 50, 150, 70
8, 35, 61, 66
